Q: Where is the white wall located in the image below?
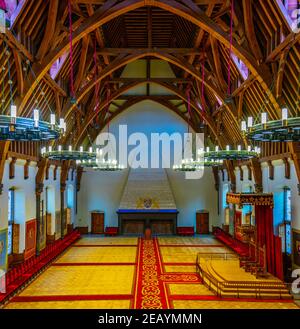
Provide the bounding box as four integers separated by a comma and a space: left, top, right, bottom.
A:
218, 160, 300, 232
0, 159, 76, 253
76, 100, 218, 231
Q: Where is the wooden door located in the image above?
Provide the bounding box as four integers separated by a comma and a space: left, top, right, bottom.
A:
196, 212, 209, 234
91, 212, 104, 234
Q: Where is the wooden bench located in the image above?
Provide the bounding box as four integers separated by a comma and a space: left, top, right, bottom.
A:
105, 227, 118, 236
177, 226, 194, 236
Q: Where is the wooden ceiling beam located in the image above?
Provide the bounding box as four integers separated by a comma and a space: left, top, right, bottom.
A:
266, 32, 300, 63
210, 36, 227, 93
36, 0, 59, 60
242, 0, 263, 62
74, 35, 90, 92
62, 51, 228, 118
97, 48, 205, 55
276, 48, 289, 100
19, 0, 277, 116
73, 80, 225, 148
107, 77, 193, 83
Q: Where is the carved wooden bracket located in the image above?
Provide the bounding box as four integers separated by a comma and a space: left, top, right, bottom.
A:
35, 158, 49, 195
60, 160, 70, 192
53, 165, 58, 181
239, 166, 243, 181
212, 167, 219, 191
24, 159, 31, 180
9, 157, 17, 179
247, 164, 252, 181
76, 166, 84, 192
45, 162, 51, 180
225, 160, 236, 193
0, 141, 10, 194
283, 157, 290, 179
268, 160, 274, 180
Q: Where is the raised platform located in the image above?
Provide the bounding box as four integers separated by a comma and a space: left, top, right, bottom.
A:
196, 254, 291, 300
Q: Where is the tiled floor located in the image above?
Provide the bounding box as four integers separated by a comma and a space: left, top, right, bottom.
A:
4, 235, 299, 310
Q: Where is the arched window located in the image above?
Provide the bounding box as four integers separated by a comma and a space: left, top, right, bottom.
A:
222, 183, 229, 210
278, 187, 292, 254
67, 185, 74, 209
7, 188, 15, 255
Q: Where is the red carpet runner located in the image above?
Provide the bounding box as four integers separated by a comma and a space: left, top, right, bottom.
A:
133, 238, 201, 309
134, 238, 168, 309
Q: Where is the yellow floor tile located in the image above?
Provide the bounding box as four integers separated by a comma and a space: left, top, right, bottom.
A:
75, 236, 138, 245
56, 246, 137, 263
5, 300, 131, 309
164, 265, 197, 273
19, 265, 135, 296
158, 237, 221, 245
168, 283, 214, 296
160, 246, 229, 263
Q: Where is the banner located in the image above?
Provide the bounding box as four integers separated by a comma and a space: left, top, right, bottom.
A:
25, 219, 36, 259
0, 228, 7, 271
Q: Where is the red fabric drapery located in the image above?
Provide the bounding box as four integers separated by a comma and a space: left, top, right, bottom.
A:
255, 205, 283, 280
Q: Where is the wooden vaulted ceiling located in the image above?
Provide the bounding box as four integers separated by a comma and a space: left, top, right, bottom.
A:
0, 0, 299, 149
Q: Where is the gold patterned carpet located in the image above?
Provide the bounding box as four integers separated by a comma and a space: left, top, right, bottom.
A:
4, 235, 299, 309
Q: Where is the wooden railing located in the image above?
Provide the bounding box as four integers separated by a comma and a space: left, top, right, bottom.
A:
196, 253, 288, 299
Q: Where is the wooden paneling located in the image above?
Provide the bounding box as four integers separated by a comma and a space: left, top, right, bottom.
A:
196, 210, 209, 234
46, 213, 52, 236
91, 212, 104, 234
12, 223, 20, 254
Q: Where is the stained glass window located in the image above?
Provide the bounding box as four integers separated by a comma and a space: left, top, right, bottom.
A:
279, 187, 292, 254
7, 188, 15, 255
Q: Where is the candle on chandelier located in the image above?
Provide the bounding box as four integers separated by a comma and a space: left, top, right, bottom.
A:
241, 121, 247, 132
59, 118, 65, 132
261, 112, 267, 124
79, 146, 83, 152
237, 145, 241, 151
50, 113, 56, 125
58, 145, 62, 152
282, 107, 288, 121
226, 145, 230, 151
247, 117, 253, 128
33, 109, 39, 127
10, 105, 17, 119
68, 145, 72, 151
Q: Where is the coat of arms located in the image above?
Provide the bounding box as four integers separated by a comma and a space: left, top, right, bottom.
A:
136, 197, 160, 209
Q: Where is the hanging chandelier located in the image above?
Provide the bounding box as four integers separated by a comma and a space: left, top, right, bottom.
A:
205, 145, 260, 161
241, 108, 300, 142
41, 145, 96, 161
0, 45, 64, 141
173, 158, 223, 171
78, 158, 124, 171
0, 108, 64, 141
